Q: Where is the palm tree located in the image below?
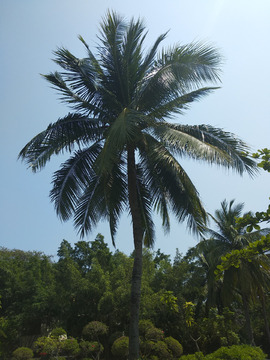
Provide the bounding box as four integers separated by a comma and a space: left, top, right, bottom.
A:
194, 199, 270, 345
19, 12, 257, 359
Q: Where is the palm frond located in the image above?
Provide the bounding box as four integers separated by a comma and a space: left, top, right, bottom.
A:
138, 31, 168, 81
153, 123, 258, 176
73, 174, 107, 237
74, 159, 127, 242
136, 41, 222, 113
146, 87, 219, 120
96, 108, 144, 174
158, 41, 223, 89
42, 71, 104, 116
18, 113, 105, 172
136, 163, 155, 247
50, 144, 102, 220
138, 133, 208, 235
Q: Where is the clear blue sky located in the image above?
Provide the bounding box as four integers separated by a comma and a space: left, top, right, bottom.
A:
1, 0, 270, 260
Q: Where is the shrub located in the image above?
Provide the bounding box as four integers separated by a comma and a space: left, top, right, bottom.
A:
146, 327, 164, 342
82, 321, 108, 340
86, 341, 103, 355
139, 319, 155, 338
111, 336, 129, 359
153, 340, 170, 359
60, 338, 80, 356
140, 340, 155, 357
34, 336, 58, 355
12, 347, 34, 360
181, 345, 266, 360
80, 340, 93, 356
181, 353, 205, 360
50, 327, 67, 339
205, 344, 267, 360
164, 336, 183, 357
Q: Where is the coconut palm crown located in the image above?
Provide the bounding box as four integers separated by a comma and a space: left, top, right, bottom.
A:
19, 11, 258, 359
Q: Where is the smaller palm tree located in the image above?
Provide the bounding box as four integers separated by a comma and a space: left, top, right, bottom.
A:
194, 199, 270, 345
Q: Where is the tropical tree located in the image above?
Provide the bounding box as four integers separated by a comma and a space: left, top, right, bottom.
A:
19, 11, 257, 359
193, 199, 270, 345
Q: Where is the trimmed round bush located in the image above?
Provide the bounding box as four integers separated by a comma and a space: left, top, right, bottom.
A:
153, 340, 170, 359
139, 319, 155, 338
111, 336, 129, 359
12, 347, 34, 360
140, 340, 155, 356
181, 353, 205, 360
61, 338, 80, 356
82, 321, 108, 339
164, 336, 183, 357
205, 344, 267, 359
181, 345, 266, 360
50, 327, 67, 339
146, 327, 164, 341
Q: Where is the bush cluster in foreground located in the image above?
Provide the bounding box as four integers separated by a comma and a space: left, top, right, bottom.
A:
11, 322, 267, 360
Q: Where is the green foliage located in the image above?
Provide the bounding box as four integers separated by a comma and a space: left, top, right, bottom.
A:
139, 319, 164, 342
111, 336, 129, 359
80, 340, 104, 360
145, 327, 164, 342
217, 149, 270, 277
12, 347, 34, 360
253, 148, 270, 172
82, 321, 108, 340
139, 320, 155, 339
138, 319, 183, 359
153, 340, 171, 359
50, 327, 67, 339
200, 308, 240, 354
34, 336, 59, 357
215, 234, 270, 279
140, 340, 155, 357
181, 353, 205, 360
160, 291, 179, 313
60, 338, 80, 356
164, 336, 183, 357
205, 344, 266, 359
1, 242, 270, 356
184, 302, 196, 327
181, 345, 267, 360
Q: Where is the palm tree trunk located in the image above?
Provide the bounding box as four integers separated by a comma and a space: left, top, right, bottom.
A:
241, 292, 255, 345
128, 146, 143, 360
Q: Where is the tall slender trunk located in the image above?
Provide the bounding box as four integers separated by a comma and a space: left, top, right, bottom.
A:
128, 146, 143, 360
241, 292, 255, 345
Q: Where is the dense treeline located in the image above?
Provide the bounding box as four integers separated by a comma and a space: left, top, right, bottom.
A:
0, 232, 270, 358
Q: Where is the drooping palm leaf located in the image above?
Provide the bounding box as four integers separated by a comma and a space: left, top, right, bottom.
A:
50, 144, 102, 220
18, 113, 105, 171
